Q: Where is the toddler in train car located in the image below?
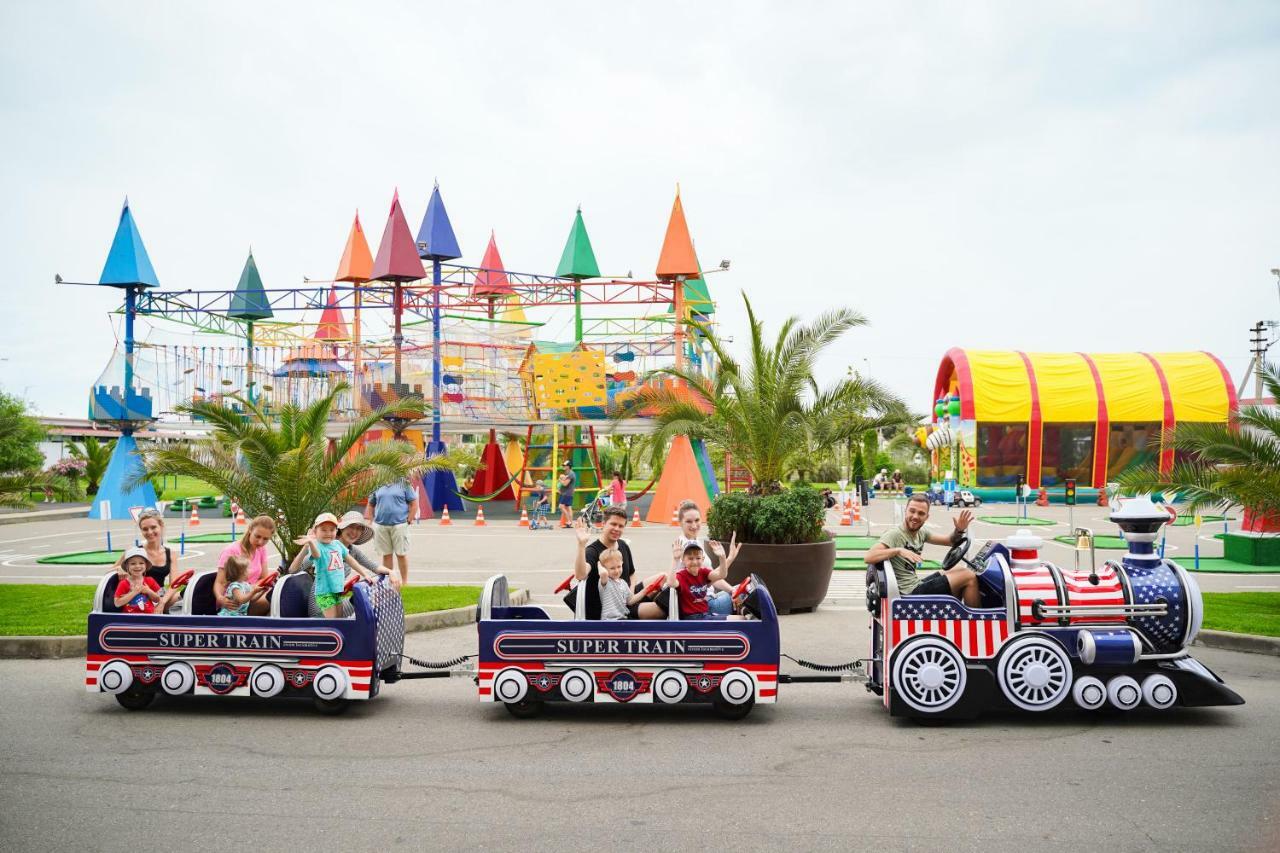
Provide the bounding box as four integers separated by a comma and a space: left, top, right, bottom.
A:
114, 547, 162, 614
217, 555, 268, 616
290, 512, 374, 617
597, 548, 631, 620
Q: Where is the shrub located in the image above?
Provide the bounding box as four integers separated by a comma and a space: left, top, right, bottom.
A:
708, 483, 827, 545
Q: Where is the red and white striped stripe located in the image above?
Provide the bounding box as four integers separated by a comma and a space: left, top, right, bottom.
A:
1058, 566, 1126, 624
891, 618, 1009, 658
1012, 565, 1059, 625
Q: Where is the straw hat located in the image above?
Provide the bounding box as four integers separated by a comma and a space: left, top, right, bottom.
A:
336, 510, 374, 545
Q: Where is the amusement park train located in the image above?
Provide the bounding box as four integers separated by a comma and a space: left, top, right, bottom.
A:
87, 496, 1243, 721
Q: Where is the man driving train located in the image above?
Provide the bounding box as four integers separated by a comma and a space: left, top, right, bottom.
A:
865, 494, 980, 606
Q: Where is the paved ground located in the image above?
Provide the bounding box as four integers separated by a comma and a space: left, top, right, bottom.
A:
1, 608, 1277, 852
1, 500, 1274, 604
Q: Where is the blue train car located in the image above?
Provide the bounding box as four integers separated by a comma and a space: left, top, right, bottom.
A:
865, 496, 1244, 720
86, 569, 404, 713
476, 574, 779, 718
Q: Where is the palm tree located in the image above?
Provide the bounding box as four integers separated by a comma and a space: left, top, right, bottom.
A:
0, 471, 47, 509
132, 384, 460, 562
618, 292, 912, 493
1118, 364, 1280, 517
68, 436, 116, 496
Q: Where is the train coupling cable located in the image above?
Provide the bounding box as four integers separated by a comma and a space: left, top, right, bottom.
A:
778, 654, 870, 685
389, 653, 477, 681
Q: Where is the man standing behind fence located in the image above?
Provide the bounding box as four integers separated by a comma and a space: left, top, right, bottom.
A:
368, 478, 418, 585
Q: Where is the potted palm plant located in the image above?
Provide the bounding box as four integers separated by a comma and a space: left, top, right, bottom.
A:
620, 293, 911, 612
131, 383, 460, 564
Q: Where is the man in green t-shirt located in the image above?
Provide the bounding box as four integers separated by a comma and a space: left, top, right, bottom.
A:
865, 494, 980, 606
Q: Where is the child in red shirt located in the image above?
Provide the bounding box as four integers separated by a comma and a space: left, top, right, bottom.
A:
114, 547, 162, 614
668, 540, 737, 620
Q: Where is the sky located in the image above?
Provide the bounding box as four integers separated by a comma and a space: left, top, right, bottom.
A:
1, 1, 1278, 417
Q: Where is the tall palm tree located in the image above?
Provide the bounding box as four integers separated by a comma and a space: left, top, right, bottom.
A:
132, 384, 460, 561
618, 292, 911, 492
1118, 364, 1280, 517
68, 436, 116, 496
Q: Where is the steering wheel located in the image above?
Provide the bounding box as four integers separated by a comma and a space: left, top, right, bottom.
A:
732, 577, 752, 599
341, 573, 361, 597
169, 570, 194, 592
642, 577, 666, 599
553, 574, 573, 594
254, 571, 279, 591
941, 537, 971, 570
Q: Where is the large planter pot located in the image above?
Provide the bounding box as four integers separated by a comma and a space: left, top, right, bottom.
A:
716, 535, 835, 614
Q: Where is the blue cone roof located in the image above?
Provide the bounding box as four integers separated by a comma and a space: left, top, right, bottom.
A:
99, 199, 160, 288
416, 185, 462, 260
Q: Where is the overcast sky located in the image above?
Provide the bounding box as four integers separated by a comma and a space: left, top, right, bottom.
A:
2, 1, 1277, 417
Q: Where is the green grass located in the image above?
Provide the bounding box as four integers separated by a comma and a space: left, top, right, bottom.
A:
179, 532, 239, 543
400, 585, 483, 614
1203, 593, 1280, 637
834, 556, 939, 571
0, 585, 96, 635
1171, 514, 1233, 527
834, 535, 880, 551
0, 584, 486, 636
978, 515, 1056, 526
37, 550, 122, 565
1184, 557, 1280, 575
1054, 534, 1129, 550
153, 475, 219, 502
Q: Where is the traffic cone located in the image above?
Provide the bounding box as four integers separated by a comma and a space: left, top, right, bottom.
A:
840, 507, 853, 526
669, 508, 679, 526
1036, 487, 1049, 507
440, 506, 453, 526
235, 507, 247, 525
852, 501, 862, 522
518, 508, 530, 527
630, 509, 644, 528
474, 506, 487, 527
1097, 490, 1108, 508
188, 505, 200, 527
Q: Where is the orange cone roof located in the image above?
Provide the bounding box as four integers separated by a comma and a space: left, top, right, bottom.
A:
334, 213, 373, 283
646, 435, 713, 523
656, 191, 699, 279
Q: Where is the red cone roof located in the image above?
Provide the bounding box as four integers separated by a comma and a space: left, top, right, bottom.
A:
473, 232, 514, 297
371, 191, 425, 282
314, 286, 350, 341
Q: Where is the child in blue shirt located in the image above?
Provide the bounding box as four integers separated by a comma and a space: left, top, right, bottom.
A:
289, 512, 376, 617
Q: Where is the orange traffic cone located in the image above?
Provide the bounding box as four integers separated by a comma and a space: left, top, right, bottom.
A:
235, 507, 247, 525
518, 508, 530, 527
839, 507, 853, 526
669, 508, 679, 526
474, 506, 487, 527
440, 506, 453, 526
852, 502, 862, 523
1035, 487, 1049, 507
630, 509, 644, 528
188, 504, 200, 527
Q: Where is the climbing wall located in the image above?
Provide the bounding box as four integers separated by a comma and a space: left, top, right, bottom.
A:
531, 350, 606, 413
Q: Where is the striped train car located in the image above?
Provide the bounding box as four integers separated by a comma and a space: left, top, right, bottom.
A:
476, 574, 779, 718
865, 498, 1244, 720
87, 568, 404, 713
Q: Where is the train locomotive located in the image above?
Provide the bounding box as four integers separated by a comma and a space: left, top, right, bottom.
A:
865, 495, 1244, 719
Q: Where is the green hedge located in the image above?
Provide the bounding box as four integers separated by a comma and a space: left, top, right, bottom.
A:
708, 483, 826, 545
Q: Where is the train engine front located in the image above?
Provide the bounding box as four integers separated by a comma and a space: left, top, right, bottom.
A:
867, 495, 1244, 719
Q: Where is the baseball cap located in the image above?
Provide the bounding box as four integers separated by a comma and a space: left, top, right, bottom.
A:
311, 512, 340, 530
682, 540, 704, 554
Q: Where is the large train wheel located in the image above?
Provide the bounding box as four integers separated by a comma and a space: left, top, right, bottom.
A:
713, 695, 755, 720
891, 636, 967, 715
997, 636, 1072, 712
504, 699, 544, 719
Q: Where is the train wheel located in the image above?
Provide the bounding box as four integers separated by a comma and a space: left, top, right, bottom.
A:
713, 696, 755, 720
115, 688, 155, 711
504, 699, 544, 719
313, 697, 350, 715
997, 636, 1072, 712
891, 636, 967, 716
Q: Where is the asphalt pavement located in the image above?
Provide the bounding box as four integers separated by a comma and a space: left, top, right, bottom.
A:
1, 609, 1277, 852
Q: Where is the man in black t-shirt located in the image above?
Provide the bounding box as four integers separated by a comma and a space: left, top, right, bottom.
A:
571, 507, 665, 619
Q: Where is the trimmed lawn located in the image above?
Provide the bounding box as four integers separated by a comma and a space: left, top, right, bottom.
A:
0, 583, 485, 636
1202, 593, 1280, 638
